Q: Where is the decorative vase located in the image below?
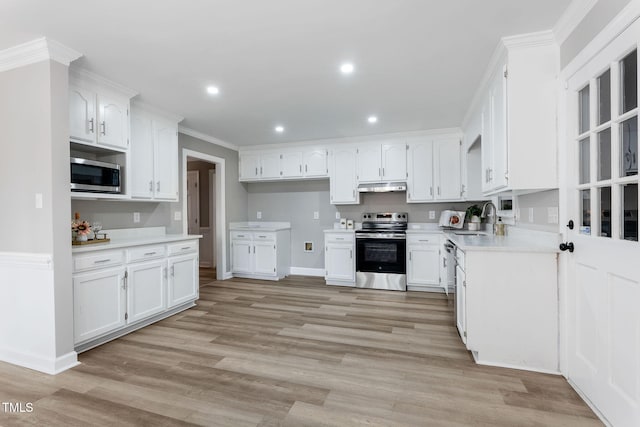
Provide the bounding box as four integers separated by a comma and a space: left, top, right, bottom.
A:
76, 234, 88, 242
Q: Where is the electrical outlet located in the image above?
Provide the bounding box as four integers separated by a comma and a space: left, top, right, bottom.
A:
528, 208, 534, 223
133, 212, 140, 223
174, 211, 181, 221
335, 212, 341, 220
428, 210, 436, 220
547, 207, 559, 224
313, 211, 319, 220
257, 211, 262, 219
35, 193, 43, 209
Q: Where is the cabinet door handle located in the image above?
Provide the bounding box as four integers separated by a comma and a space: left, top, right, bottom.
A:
88, 118, 94, 133
409, 252, 412, 261
149, 181, 153, 192
437, 186, 441, 196
382, 167, 385, 177
350, 249, 353, 259
305, 164, 308, 173
260, 166, 263, 175
144, 252, 156, 256
299, 164, 302, 173
100, 121, 106, 135
171, 266, 175, 277
430, 187, 433, 196
379, 167, 381, 177
94, 259, 111, 264
443, 258, 446, 268
181, 246, 191, 250
157, 181, 161, 192
255, 167, 258, 176
248, 246, 250, 254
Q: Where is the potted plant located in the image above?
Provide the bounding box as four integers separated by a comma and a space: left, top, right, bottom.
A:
465, 204, 483, 230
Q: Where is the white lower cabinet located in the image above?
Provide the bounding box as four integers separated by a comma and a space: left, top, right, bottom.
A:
168, 253, 199, 308
324, 231, 355, 286
406, 233, 440, 291
72, 238, 199, 348
73, 266, 127, 344
230, 228, 290, 280
127, 260, 166, 323
455, 260, 467, 345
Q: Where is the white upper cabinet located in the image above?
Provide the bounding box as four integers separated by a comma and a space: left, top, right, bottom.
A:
239, 147, 328, 181
407, 140, 435, 202
329, 146, 359, 204
357, 140, 407, 182
434, 138, 462, 200
407, 135, 462, 203
69, 80, 131, 152
130, 105, 181, 201
471, 35, 559, 194
69, 86, 97, 144
303, 149, 328, 177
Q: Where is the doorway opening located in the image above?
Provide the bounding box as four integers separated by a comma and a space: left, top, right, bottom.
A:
182, 149, 227, 282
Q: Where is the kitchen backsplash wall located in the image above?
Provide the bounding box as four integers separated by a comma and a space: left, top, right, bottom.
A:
514, 189, 559, 233
71, 200, 173, 230
247, 180, 482, 270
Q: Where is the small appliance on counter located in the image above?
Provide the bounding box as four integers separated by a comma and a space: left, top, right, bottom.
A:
438, 210, 466, 229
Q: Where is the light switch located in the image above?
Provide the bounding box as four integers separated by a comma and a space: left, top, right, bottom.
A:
428, 210, 436, 220
547, 207, 559, 224
35, 193, 43, 209
174, 211, 182, 221
313, 211, 319, 220
528, 208, 534, 223
335, 212, 341, 219
133, 212, 140, 223
257, 211, 262, 219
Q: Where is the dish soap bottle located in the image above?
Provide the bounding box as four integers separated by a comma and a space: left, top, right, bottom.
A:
495, 217, 506, 236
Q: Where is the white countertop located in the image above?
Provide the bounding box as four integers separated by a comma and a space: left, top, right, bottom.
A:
72, 233, 201, 253
444, 231, 559, 253
229, 221, 291, 231
324, 229, 355, 233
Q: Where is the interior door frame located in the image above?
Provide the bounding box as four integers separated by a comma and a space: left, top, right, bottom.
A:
186, 170, 200, 235
182, 149, 227, 281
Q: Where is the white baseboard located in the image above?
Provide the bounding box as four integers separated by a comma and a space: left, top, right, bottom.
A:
199, 261, 212, 268
223, 271, 233, 280
289, 267, 325, 277
0, 348, 78, 375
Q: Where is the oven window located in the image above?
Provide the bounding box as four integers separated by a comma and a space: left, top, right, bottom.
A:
356, 238, 406, 274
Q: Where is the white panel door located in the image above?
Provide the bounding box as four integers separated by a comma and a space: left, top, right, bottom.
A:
127, 260, 166, 323
325, 243, 354, 281
281, 151, 303, 178
381, 141, 407, 181
435, 138, 462, 200
564, 22, 640, 427
98, 94, 128, 150
168, 254, 198, 308
303, 149, 328, 177
231, 239, 252, 273
254, 241, 277, 275
153, 120, 179, 200
330, 147, 359, 204
357, 145, 382, 182
130, 113, 155, 198
69, 86, 96, 144
407, 245, 439, 286
407, 140, 434, 202
73, 267, 126, 344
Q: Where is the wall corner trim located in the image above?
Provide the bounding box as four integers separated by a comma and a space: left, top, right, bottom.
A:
179, 126, 239, 151
0, 37, 82, 73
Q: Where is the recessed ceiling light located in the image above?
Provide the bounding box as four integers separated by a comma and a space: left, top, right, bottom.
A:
367, 116, 378, 124
340, 63, 355, 74
206, 86, 219, 95
275, 125, 285, 133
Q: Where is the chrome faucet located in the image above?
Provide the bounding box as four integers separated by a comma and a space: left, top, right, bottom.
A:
480, 201, 497, 224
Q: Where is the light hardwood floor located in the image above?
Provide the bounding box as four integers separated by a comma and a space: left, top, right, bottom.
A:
0, 275, 601, 426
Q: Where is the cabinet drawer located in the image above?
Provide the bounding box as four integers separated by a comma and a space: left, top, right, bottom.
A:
231, 231, 252, 240
167, 240, 198, 256
253, 232, 275, 241
325, 233, 354, 244
73, 250, 125, 272
407, 234, 439, 245
127, 245, 166, 263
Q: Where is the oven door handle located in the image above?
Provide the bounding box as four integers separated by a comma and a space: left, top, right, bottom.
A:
355, 234, 406, 239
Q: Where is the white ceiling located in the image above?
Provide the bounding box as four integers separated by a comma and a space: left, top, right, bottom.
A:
0, 0, 572, 147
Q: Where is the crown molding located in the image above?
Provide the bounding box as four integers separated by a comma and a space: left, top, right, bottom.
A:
179, 126, 239, 151
0, 37, 82, 73
502, 30, 556, 49
69, 67, 138, 99
131, 99, 184, 123
553, 0, 599, 45
238, 127, 463, 152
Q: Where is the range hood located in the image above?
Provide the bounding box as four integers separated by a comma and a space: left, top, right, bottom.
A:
357, 182, 407, 193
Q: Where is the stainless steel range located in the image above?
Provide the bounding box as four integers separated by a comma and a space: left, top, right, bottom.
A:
355, 212, 408, 291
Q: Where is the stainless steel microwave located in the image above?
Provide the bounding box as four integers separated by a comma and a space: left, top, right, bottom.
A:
70, 157, 121, 193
